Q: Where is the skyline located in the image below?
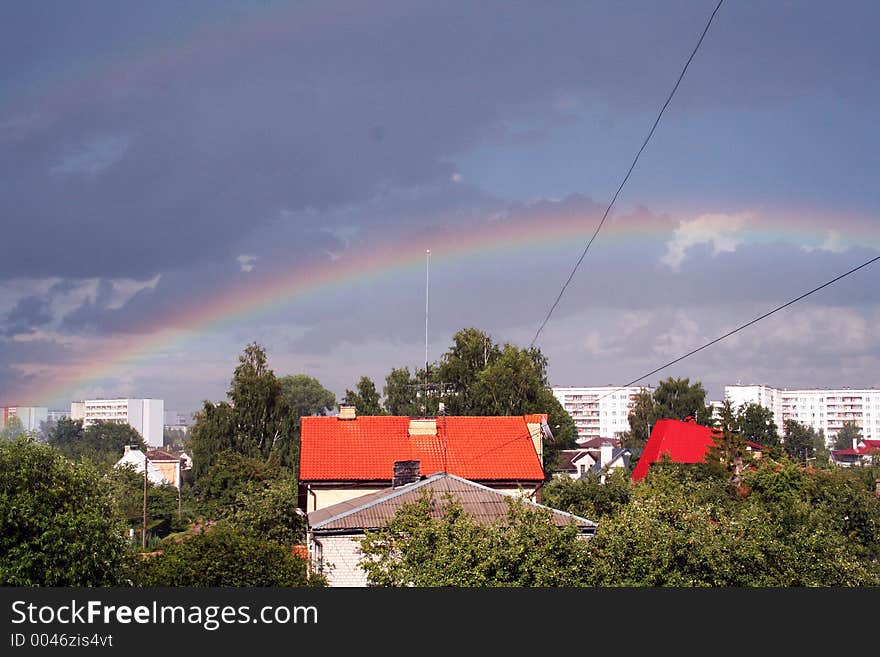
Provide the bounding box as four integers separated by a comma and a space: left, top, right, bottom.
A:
2, 1, 878, 412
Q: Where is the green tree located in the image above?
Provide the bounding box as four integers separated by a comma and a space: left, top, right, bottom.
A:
783, 419, 823, 463
833, 421, 863, 451
737, 402, 780, 448
470, 345, 547, 416
342, 376, 384, 415
383, 367, 423, 416
223, 477, 305, 546
0, 415, 26, 441
134, 524, 319, 587
622, 388, 655, 449
107, 465, 191, 540
187, 343, 296, 502
278, 374, 336, 425
652, 377, 712, 425
0, 437, 130, 585
191, 450, 281, 519
587, 462, 880, 586
541, 469, 632, 520
229, 342, 296, 466
433, 327, 501, 414
358, 492, 592, 587
48, 418, 146, 470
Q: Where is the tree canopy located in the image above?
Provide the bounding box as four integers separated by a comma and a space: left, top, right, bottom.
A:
0, 437, 130, 585
358, 492, 592, 587
47, 418, 146, 470
833, 421, 862, 451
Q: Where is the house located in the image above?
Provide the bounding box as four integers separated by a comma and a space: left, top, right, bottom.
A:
115, 446, 167, 486
631, 418, 723, 481
298, 406, 548, 512
114, 446, 187, 488
831, 439, 880, 467
554, 438, 632, 480
307, 470, 596, 587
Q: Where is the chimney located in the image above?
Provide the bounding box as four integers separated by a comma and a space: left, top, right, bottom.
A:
408, 418, 436, 435
124, 445, 131, 455
338, 405, 356, 420
392, 460, 421, 487
600, 441, 613, 467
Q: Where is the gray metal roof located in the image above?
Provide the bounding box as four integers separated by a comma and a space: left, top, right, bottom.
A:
308, 472, 596, 533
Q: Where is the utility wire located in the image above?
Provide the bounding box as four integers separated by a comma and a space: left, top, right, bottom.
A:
596, 253, 880, 403
530, 0, 725, 348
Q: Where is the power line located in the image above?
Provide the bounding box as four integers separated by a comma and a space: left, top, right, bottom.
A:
595, 253, 880, 403
530, 0, 725, 348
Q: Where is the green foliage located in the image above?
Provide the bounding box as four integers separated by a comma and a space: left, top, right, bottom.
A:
1, 415, 27, 441
383, 367, 424, 416
222, 477, 305, 546
470, 345, 547, 416
433, 327, 502, 415
358, 492, 592, 587
652, 377, 712, 425
48, 418, 146, 470
187, 343, 298, 515
342, 375, 385, 415
586, 461, 880, 586
833, 421, 863, 451
278, 374, 336, 425
228, 342, 297, 467
191, 450, 281, 519
783, 419, 824, 463
134, 523, 319, 587
106, 465, 191, 539
621, 388, 655, 449
0, 437, 131, 586
736, 402, 781, 448
541, 469, 632, 520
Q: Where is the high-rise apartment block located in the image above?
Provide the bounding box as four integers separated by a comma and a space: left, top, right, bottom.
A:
70, 398, 165, 447
551, 386, 651, 442
0, 406, 48, 433
725, 385, 880, 443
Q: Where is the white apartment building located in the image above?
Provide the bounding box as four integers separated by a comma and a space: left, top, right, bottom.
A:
725, 385, 880, 444
70, 398, 165, 447
551, 386, 652, 442
1, 406, 48, 433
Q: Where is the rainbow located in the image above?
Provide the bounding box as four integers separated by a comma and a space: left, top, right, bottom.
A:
9, 204, 877, 407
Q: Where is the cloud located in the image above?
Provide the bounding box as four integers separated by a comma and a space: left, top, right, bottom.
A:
237, 255, 257, 273
51, 134, 131, 176
662, 212, 753, 269
801, 230, 847, 254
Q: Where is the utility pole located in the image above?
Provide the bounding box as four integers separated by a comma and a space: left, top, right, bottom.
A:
142, 448, 148, 549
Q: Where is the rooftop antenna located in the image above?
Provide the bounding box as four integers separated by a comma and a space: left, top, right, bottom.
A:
424, 249, 430, 417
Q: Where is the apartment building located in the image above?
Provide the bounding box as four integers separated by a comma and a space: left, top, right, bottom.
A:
0, 406, 48, 433
551, 386, 651, 442
725, 385, 880, 444
70, 398, 165, 447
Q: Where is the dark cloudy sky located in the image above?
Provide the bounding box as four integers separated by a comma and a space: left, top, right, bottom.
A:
1, 0, 878, 414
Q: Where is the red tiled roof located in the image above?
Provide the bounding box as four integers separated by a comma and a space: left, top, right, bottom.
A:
631, 418, 722, 481
300, 415, 544, 482
523, 413, 548, 425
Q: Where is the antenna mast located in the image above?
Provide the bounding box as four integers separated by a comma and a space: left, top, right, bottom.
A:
424, 249, 430, 416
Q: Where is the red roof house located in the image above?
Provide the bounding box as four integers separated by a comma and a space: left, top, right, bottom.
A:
299, 409, 547, 511
631, 418, 723, 481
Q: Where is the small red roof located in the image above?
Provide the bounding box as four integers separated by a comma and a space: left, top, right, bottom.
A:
300, 415, 544, 482
631, 418, 722, 481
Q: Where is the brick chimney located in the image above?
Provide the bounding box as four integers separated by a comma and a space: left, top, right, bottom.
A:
392, 460, 421, 488
408, 418, 436, 435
